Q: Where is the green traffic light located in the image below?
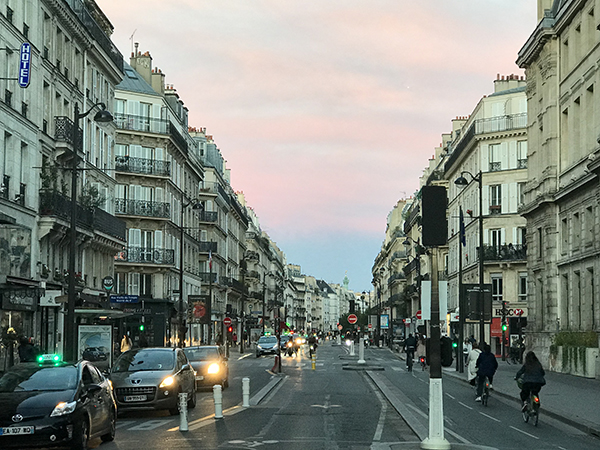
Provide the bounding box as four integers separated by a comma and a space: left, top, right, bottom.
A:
139, 324, 145, 331
452, 342, 458, 348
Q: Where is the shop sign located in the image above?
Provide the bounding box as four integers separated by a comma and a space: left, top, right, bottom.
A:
1, 290, 37, 311
40, 290, 62, 307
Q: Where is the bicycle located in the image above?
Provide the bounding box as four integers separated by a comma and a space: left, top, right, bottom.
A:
406, 349, 414, 372
419, 355, 427, 371
480, 377, 491, 406
517, 379, 541, 426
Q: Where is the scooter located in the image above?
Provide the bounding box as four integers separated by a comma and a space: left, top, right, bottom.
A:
286, 341, 296, 357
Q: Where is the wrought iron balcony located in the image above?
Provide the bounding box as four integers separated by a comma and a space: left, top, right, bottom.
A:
115, 198, 171, 219
388, 272, 406, 284
93, 207, 126, 241
115, 155, 171, 177
483, 244, 527, 262
112, 113, 169, 134
403, 258, 419, 275
54, 116, 82, 149
197, 211, 218, 222
198, 241, 217, 253
115, 247, 175, 265
245, 270, 260, 280
199, 272, 218, 284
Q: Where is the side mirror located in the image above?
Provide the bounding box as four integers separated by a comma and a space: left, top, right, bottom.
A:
85, 384, 102, 395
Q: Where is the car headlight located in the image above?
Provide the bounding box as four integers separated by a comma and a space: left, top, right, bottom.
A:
207, 363, 220, 374
50, 401, 77, 417
159, 376, 175, 388
257, 345, 263, 350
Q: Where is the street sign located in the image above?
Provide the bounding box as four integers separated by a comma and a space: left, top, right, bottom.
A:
416, 310, 422, 320
368, 324, 373, 329
337, 324, 343, 331
19, 43, 31, 88
110, 295, 139, 303
347, 314, 358, 324
102, 276, 114, 292
223, 317, 232, 326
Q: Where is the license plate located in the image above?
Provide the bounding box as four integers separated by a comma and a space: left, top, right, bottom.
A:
124, 395, 147, 402
0, 426, 35, 436
196, 375, 204, 381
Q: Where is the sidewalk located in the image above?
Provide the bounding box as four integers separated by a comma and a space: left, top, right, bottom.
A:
442, 356, 600, 438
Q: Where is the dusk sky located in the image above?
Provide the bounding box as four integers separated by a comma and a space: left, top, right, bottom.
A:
99, 1, 537, 293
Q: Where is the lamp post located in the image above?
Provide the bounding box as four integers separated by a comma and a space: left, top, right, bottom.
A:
65, 102, 113, 362
377, 267, 384, 347
455, 170, 485, 346
239, 259, 247, 353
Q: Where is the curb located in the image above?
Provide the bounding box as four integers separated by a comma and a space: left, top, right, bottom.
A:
249, 374, 285, 406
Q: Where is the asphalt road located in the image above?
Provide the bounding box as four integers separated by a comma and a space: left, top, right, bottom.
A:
74, 341, 599, 450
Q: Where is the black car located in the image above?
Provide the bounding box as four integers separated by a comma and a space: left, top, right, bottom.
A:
0, 354, 117, 450
183, 346, 229, 388
110, 347, 196, 415
82, 347, 108, 362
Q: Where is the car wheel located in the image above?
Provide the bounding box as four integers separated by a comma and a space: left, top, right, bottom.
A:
101, 409, 116, 442
73, 417, 90, 450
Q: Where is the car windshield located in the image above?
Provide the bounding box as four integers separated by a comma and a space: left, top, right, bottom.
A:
184, 347, 219, 361
0, 365, 78, 392
112, 349, 175, 372
258, 336, 277, 344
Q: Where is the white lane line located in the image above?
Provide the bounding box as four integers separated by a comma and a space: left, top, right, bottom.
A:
128, 419, 174, 431
445, 393, 455, 400
458, 402, 473, 410
445, 426, 472, 444
365, 375, 387, 442
406, 403, 427, 419
509, 425, 539, 439
479, 412, 501, 423
116, 420, 136, 429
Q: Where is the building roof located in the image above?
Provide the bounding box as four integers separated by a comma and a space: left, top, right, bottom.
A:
488, 86, 526, 98
116, 61, 159, 96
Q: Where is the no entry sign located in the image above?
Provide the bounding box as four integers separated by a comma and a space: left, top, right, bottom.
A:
223, 317, 232, 326
348, 314, 358, 324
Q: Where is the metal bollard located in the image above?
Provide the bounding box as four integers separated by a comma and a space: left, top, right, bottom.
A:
213, 384, 223, 419
242, 377, 250, 408
178, 392, 188, 432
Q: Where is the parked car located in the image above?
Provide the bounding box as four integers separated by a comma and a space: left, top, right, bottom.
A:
0, 354, 117, 450
110, 347, 196, 415
256, 335, 279, 357
183, 346, 229, 388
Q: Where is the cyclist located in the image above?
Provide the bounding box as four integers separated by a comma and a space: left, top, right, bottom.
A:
516, 351, 546, 411
404, 333, 417, 371
475, 343, 498, 402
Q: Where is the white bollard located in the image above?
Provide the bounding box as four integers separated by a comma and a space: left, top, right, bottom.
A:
358, 337, 366, 364
242, 377, 250, 407
178, 392, 188, 432
336, 335, 341, 345
213, 384, 223, 419
349, 340, 355, 356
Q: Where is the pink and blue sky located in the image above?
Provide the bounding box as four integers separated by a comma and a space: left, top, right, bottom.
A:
99, 0, 537, 292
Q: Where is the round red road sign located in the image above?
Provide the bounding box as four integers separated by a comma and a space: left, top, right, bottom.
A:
348, 314, 358, 324
223, 317, 232, 326
416, 310, 422, 320
514, 309, 524, 316
368, 324, 373, 329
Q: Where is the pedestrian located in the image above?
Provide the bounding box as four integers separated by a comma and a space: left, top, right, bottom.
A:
475, 343, 498, 401
516, 351, 546, 411
232, 332, 238, 346
18, 336, 36, 362
466, 342, 481, 386
139, 332, 148, 348
120, 333, 132, 353
416, 335, 426, 360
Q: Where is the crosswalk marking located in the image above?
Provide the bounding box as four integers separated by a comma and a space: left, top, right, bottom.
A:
127, 419, 174, 431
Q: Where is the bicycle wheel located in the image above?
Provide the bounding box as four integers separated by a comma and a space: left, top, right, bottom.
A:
522, 409, 529, 423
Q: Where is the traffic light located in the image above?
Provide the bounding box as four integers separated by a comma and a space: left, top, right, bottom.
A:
440, 336, 454, 367
502, 321, 508, 332
227, 325, 233, 334
139, 324, 145, 331
349, 300, 355, 313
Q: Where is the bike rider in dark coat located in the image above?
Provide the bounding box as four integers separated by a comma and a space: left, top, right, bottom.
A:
475, 343, 498, 401
516, 351, 546, 411
403, 333, 417, 368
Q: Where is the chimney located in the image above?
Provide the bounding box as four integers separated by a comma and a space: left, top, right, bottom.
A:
129, 43, 153, 85
151, 67, 165, 95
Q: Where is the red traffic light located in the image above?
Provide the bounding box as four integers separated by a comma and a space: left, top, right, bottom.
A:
227, 326, 233, 334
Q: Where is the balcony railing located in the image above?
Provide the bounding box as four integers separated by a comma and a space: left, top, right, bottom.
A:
198, 241, 217, 253
54, 116, 82, 149
115, 199, 171, 219
388, 272, 406, 284
116, 247, 175, 265
403, 258, 419, 275
483, 244, 527, 262
40, 191, 126, 241
199, 272, 218, 283
489, 204, 501, 215
115, 155, 171, 177
197, 211, 218, 222
113, 113, 169, 134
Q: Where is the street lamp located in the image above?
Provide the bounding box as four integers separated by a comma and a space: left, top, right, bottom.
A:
65, 102, 113, 362
455, 170, 485, 346
377, 267, 385, 347
178, 193, 203, 348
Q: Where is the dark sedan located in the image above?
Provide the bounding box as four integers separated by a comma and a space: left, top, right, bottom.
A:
183, 346, 229, 388
0, 354, 116, 450
110, 347, 196, 415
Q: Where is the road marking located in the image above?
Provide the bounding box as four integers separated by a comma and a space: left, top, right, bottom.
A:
391, 367, 403, 372
479, 412, 501, 422
168, 405, 243, 431
365, 375, 387, 442
458, 402, 473, 410
238, 353, 253, 360
509, 425, 539, 439
406, 403, 427, 419
116, 420, 136, 429
128, 419, 174, 430
445, 393, 455, 400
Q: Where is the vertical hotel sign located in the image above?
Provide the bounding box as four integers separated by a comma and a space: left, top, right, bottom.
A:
19, 43, 31, 88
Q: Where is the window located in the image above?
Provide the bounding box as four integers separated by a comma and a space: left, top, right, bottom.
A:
23, 23, 29, 39
21, 102, 28, 118
573, 212, 580, 250
585, 206, 594, 247
6, 6, 13, 23
517, 182, 526, 207
5, 90, 12, 108
518, 273, 527, 302
561, 217, 568, 254
490, 185, 501, 214
517, 141, 527, 168
537, 228, 543, 261
489, 144, 501, 171
491, 274, 503, 302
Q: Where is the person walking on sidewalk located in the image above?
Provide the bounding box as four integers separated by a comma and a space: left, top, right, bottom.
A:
475, 344, 498, 401
516, 351, 546, 411
466, 342, 481, 386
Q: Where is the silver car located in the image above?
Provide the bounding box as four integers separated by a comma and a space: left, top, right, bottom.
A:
110, 347, 196, 415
